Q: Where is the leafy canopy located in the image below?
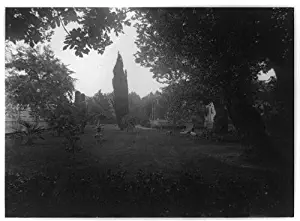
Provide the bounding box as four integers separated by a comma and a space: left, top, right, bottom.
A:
5, 44, 76, 119
6, 8, 130, 57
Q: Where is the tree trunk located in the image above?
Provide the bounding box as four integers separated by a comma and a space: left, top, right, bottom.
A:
227, 97, 266, 141
223, 63, 282, 163
226, 90, 284, 165
268, 62, 294, 165
272, 63, 294, 138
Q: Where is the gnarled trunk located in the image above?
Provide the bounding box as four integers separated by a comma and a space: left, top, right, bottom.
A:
268, 62, 294, 165
272, 63, 294, 138
223, 64, 282, 162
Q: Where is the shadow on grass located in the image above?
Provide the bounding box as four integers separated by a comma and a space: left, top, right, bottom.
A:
5, 125, 294, 217
6, 166, 293, 217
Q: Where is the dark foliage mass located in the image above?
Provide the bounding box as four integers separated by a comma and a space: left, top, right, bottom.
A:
132, 8, 294, 163
112, 53, 129, 129
86, 90, 116, 124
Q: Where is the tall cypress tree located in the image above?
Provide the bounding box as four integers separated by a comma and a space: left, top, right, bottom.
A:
112, 52, 129, 130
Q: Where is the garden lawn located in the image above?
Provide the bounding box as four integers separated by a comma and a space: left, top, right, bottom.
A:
5, 124, 293, 217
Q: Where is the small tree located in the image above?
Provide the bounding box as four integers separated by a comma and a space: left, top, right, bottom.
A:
5, 44, 77, 141
86, 90, 115, 124
14, 120, 45, 145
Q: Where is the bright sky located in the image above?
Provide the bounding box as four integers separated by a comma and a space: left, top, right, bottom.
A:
6, 17, 276, 98
258, 69, 276, 81
49, 23, 165, 98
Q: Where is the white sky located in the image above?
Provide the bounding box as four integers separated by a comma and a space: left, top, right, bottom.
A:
6, 16, 276, 98
258, 69, 276, 81
6, 21, 276, 99
49, 23, 166, 98
49, 20, 275, 98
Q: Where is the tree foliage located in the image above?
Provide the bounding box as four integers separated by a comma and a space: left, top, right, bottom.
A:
128, 92, 142, 121
160, 82, 203, 125
5, 44, 76, 120
132, 7, 293, 99
6, 8, 129, 57
15, 120, 45, 145
132, 8, 293, 157
86, 90, 115, 124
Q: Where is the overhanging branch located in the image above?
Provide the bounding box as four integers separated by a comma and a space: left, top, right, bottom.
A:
59, 16, 71, 36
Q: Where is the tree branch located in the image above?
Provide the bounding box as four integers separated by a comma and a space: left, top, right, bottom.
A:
59, 16, 71, 36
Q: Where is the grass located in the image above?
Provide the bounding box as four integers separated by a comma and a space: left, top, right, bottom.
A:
5, 124, 294, 217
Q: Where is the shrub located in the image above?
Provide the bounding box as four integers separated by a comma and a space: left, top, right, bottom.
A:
121, 114, 136, 130
140, 119, 151, 128
62, 123, 82, 153
14, 120, 45, 145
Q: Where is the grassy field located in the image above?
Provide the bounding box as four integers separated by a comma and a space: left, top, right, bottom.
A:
5, 124, 293, 217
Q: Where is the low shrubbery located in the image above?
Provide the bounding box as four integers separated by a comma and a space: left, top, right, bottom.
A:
5, 168, 293, 217
140, 119, 151, 128
12, 120, 45, 145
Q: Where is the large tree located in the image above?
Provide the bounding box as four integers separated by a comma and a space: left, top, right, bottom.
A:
112, 52, 129, 129
5, 44, 76, 120
132, 8, 293, 160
